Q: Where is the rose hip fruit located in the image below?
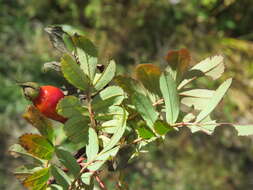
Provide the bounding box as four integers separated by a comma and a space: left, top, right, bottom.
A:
20, 82, 67, 123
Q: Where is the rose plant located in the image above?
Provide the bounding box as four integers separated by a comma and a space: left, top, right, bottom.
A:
9, 26, 253, 190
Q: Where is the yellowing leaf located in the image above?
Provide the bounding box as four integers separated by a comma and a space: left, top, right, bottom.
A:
19, 134, 54, 160
23, 168, 50, 190
23, 106, 53, 141
135, 64, 161, 95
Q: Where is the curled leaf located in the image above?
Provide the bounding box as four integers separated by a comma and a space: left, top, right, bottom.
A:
23, 105, 53, 141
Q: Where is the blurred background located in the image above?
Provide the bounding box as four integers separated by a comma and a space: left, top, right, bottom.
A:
1, 0, 253, 189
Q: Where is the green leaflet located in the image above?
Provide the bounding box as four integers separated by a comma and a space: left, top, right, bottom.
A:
87, 146, 120, 172
77, 47, 97, 82
154, 120, 174, 136
57, 96, 88, 118
63, 116, 89, 144
159, 72, 180, 124
92, 86, 124, 113
51, 165, 71, 190
61, 54, 89, 91
137, 126, 156, 139
132, 92, 158, 129
55, 147, 80, 178
102, 107, 128, 152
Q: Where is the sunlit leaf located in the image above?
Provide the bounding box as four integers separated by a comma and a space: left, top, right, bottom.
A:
63, 115, 89, 144
60, 24, 86, 36
132, 92, 158, 129
81, 172, 93, 185
57, 96, 87, 118
80, 54, 97, 82
50, 184, 64, 190
135, 64, 161, 95
102, 107, 128, 152
187, 116, 218, 134
191, 55, 224, 79
178, 55, 224, 89
154, 120, 174, 136
61, 54, 89, 91
19, 134, 54, 160
23, 167, 50, 190
160, 72, 180, 124
92, 86, 124, 113
51, 165, 71, 189
196, 78, 232, 122
232, 125, 253, 136
101, 119, 120, 134
87, 146, 120, 172
181, 97, 210, 110
23, 106, 54, 141
180, 89, 215, 110
179, 89, 215, 98
86, 128, 99, 162
55, 147, 80, 177
93, 60, 116, 91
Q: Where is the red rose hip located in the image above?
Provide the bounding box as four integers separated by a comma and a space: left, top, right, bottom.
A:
20, 82, 67, 123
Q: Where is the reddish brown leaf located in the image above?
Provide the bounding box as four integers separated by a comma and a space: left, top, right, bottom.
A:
165, 48, 191, 75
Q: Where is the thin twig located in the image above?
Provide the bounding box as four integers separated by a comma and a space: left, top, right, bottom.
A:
95, 174, 108, 190
68, 160, 97, 190
152, 98, 164, 106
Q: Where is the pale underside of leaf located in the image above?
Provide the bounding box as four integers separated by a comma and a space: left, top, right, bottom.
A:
86, 128, 99, 162
195, 78, 232, 123
178, 55, 224, 90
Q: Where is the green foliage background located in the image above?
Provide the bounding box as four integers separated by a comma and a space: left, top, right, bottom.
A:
1, 0, 253, 189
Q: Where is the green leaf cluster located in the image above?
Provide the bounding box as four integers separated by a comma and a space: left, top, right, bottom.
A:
10, 26, 253, 190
